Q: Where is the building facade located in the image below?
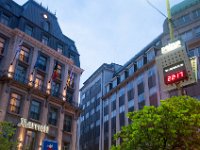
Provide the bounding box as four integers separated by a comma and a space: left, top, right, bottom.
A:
0, 0, 83, 150
79, 0, 200, 150
79, 63, 121, 150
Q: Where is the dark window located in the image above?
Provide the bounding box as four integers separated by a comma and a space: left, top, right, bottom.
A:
148, 74, 156, 89
137, 82, 144, 95
29, 100, 41, 120
15, 64, 27, 83
63, 143, 70, 150
42, 35, 49, 45
48, 107, 58, 126
51, 81, 60, 97
9, 93, 21, 114
25, 25, 33, 36
138, 100, 145, 110
19, 46, 30, 63
67, 89, 74, 103
1, 14, 9, 26
111, 101, 116, 111
119, 113, 125, 129
104, 106, 109, 115
119, 95, 125, 106
63, 115, 72, 132
57, 44, 63, 54
193, 9, 200, 19
128, 89, 134, 101
37, 55, 47, 71
0, 37, 5, 55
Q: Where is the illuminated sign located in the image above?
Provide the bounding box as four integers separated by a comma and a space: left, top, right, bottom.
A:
164, 70, 187, 85
18, 118, 49, 133
161, 40, 181, 54
163, 61, 188, 85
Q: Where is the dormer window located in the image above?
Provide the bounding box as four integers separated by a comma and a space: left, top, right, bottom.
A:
1, 13, 9, 26
137, 57, 143, 69
42, 35, 49, 45
43, 21, 50, 32
57, 44, 63, 54
25, 25, 33, 36
147, 50, 155, 62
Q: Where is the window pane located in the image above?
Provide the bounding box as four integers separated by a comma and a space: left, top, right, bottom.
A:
9, 93, 21, 114
19, 46, 30, 63
30, 100, 41, 120
1, 14, 9, 26
0, 37, 5, 55
25, 25, 33, 36
42, 36, 49, 45
48, 107, 58, 126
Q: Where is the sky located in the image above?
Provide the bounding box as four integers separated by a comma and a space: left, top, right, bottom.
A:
14, 0, 183, 87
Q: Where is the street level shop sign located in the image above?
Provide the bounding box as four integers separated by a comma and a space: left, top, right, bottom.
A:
18, 118, 49, 133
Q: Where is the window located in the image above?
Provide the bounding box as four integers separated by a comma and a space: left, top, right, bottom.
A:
63, 115, 72, 132
174, 14, 191, 27
180, 30, 193, 42
0, 37, 5, 55
25, 130, 37, 150
51, 81, 60, 97
113, 79, 117, 87
37, 55, 47, 71
9, 93, 21, 114
111, 110, 116, 118
128, 100, 134, 108
15, 65, 27, 83
67, 70, 75, 88
119, 105, 125, 113
120, 73, 125, 82
19, 46, 30, 63
128, 65, 134, 76
29, 100, 41, 120
195, 26, 200, 37
193, 9, 200, 19
137, 82, 144, 95
66, 89, 74, 103
1, 14, 9, 26
42, 35, 49, 45
90, 109, 94, 115
34, 74, 44, 90
57, 44, 63, 54
147, 50, 155, 62
57, 63, 62, 79
96, 119, 100, 126
63, 143, 70, 150
137, 57, 143, 69
48, 107, 58, 126
25, 25, 33, 36
43, 21, 50, 31
104, 114, 109, 122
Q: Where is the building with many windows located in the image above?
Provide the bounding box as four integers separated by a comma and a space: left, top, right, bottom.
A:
79, 63, 121, 150
0, 0, 83, 150
79, 0, 200, 150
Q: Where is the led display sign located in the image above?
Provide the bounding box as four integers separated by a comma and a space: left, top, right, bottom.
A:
163, 61, 188, 85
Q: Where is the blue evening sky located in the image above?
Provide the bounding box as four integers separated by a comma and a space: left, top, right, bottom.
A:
14, 0, 183, 87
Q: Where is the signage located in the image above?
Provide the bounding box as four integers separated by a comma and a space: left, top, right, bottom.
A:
42, 140, 58, 150
18, 118, 49, 133
161, 40, 181, 54
163, 61, 188, 85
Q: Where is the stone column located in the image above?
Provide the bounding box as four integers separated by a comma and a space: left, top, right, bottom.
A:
124, 85, 129, 126
134, 82, 139, 111
57, 111, 64, 150
71, 117, 77, 150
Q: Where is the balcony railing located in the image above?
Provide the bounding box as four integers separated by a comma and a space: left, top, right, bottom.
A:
0, 70, 81, 109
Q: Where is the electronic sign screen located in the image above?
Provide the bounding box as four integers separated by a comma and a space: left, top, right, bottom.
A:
163, 61, 188, 85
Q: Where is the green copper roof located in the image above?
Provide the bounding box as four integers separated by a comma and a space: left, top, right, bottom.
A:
171, 0, 200, 15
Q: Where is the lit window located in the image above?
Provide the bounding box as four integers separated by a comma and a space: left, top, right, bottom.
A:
42, 35, 49, 45
29, 100, 41, 120
19, 46, 30, 63
34, 74, 44, 90
57, 44, 63, 54
25, 25, 33, 36
48, 107, 58, 126
1, 14, 9, 26
0, 37, 5, 55
63, 115, 72, 132
9, 93, 21, 114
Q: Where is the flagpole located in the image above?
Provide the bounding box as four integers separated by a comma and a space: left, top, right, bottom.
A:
166, 0, 174, 41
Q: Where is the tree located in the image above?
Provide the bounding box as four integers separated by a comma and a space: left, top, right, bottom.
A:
0, 121, 18, 150
111, 96, 200, 150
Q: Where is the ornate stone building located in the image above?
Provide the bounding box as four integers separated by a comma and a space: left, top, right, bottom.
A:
0, 0, 83, 150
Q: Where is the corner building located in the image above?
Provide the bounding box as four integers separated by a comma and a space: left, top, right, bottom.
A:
0, 0, 83, 150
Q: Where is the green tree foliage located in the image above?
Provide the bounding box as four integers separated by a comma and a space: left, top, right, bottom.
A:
0, 121, 18, 150
111, 96, 200, 150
